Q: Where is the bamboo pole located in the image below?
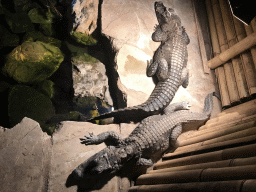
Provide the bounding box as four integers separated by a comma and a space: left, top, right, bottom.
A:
203, 105, 256, 128
199, 114, 256, 131
211, 0, 240, 103
205, 0, 230, 107
168, 129, 256, 158
184, 118, 256, 141
201, 112, 256, 132
233, 17, 256, 95
187, 114, 256, 138
130, 180, 256, 192
244, 24, 256, 70
205, 112, 256, 129
154, 143, 256, 170
177, 125, 256, 150
216, 99, 256, 117
207, 32, 256, 69
218, 0, 249, 99
251, 17, 256, 32
149, 156, 256, 174
136, 165, 256, 185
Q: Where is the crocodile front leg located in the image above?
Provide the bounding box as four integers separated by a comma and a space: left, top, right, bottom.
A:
169, 123, 182, 147
136, 158, 153, 167
80, 131, 123, 146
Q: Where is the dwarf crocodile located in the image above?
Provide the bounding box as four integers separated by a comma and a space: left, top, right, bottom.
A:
88, 1, 190, 123
72, 93, 214, 180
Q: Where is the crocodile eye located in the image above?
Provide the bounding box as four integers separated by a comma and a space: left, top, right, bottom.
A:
168, 8, 174, 13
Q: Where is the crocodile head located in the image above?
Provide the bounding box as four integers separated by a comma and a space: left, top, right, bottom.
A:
72, 145, 133, 180
154, 1, 181, 31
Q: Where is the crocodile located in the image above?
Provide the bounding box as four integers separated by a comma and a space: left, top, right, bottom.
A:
88, 1, 190, 123
72, 92, 214, 181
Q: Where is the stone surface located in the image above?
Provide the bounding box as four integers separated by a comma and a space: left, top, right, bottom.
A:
0, 117, 136, 192
72, 62, 109, 100
71, 0, 99, 35
0, 117, 52, 192
3, 41, 64, 84
69, 41, 113, 115
102, 0, 158, 108
28, 8, 55, 36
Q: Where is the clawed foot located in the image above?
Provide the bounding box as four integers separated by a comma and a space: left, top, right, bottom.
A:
183, 101, 191, 110
80, 132, 99, 145
154, 24, 160, 31
147, 59, 152, 68
136, 158, 153, 167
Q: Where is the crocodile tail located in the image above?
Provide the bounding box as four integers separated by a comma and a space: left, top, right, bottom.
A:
87, 106, 152, 123
141, 78, 180, 112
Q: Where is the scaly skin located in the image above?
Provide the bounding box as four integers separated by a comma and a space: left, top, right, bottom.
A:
72, 93, 214, 180
87, 1, 190, 123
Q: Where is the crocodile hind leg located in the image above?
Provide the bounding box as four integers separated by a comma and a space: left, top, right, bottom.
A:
147, 58, 168, 81
181, 67, 189, 88
80, 131, 123, 146
169, 123, 182, 147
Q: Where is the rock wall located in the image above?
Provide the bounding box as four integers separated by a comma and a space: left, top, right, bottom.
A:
0, 117, 137, 192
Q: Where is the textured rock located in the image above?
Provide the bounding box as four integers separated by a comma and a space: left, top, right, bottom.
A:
69, 41, 113, 115
73, 62, 109, 99
28, 8, 55, 36
8, 85, 55, 128
71, 0, 99, 35
3, 41, 64, 83
0, 117, 52, 192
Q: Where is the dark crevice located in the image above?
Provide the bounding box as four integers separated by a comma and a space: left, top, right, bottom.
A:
90, 0, 127, 110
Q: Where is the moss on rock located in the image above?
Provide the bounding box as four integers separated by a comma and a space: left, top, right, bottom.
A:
70, 30, 97, 45
28, 8, 54, 24
23, 31, 61, 47
33, 80, 55, 98
22, 30, 45, 42
3, 41, 64, 84
8, 84, 55, 128
5, 12, 34, 33
0, 25, 19, 48
28, 8, 55, 36
66, 42, 99, 63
